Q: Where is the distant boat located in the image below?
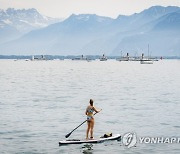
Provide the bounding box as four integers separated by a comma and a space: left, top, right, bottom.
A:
140, 44, 159, 64
116, 52, 129, 61
72, 55, 89, 61
116, 52, 141, 61
100, 54, 107, 61
140, 53, 153, 64
140, 46, 153, 64
31, 55, 46, 61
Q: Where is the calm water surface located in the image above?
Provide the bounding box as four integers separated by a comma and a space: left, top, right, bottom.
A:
0, 59, 180, 153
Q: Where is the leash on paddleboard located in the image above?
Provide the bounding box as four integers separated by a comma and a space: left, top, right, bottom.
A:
65, 109, 102, 138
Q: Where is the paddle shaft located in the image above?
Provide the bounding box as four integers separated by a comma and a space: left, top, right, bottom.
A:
65, 112, 98, 138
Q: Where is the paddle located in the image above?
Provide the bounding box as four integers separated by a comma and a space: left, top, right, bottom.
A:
65, 110, 101, 138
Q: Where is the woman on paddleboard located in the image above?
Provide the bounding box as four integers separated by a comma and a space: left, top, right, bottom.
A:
85, 99, 101, 139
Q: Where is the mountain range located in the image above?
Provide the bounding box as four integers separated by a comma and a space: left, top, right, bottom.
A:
0, 6, 180, 56
0, 8, 61, 44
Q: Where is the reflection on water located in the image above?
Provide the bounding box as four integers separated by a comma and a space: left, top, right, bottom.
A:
82, 144, 93, 154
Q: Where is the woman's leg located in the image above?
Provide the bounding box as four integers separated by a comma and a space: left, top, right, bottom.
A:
90, 119, 94, 138
86, 121, 91, 139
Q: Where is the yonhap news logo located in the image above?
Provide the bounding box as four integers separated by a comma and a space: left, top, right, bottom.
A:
122, 132, 137, 148
122, 132, 180, 148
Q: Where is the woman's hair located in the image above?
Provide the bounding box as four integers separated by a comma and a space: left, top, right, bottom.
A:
89, 99, 93, 106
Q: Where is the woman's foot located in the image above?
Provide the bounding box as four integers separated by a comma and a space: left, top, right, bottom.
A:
90, 137, 94, 140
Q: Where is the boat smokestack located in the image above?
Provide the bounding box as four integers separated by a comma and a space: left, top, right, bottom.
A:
127, 53, 129, 60
142, 53, 144, 59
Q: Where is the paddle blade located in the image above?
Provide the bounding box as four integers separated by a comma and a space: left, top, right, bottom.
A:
65, 132, 71, 138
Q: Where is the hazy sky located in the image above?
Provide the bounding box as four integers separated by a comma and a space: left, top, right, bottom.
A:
0, 0, 180, 18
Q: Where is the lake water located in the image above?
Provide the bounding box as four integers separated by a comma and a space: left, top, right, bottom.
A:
0, 59, 180, 153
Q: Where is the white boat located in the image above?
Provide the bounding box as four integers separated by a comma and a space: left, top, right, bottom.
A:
140, 45, 156, 64
31, 55, 46, 61
72, 55, 88, 61
100, 54, 107, 61
116, 52, 141, 61
116, 52, 129, 61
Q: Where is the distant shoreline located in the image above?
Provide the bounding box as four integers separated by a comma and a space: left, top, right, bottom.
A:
0, 55, 179, 60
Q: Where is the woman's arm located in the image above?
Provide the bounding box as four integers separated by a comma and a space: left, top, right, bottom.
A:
93, 107, 101, 113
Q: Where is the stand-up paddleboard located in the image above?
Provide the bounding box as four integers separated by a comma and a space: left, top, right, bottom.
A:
59, 134, 121, 145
